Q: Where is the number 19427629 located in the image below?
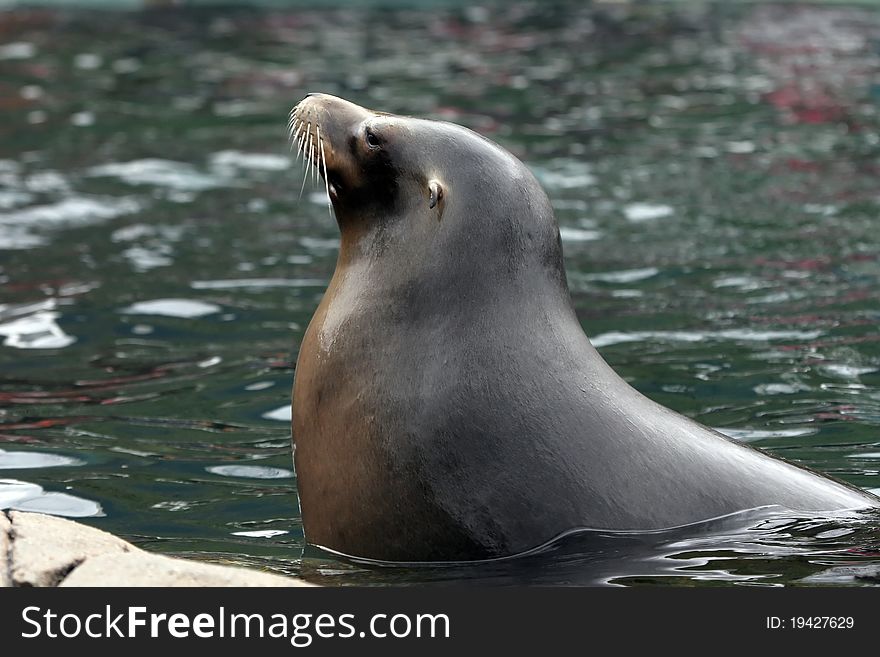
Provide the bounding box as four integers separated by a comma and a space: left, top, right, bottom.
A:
766, 616, 854, 629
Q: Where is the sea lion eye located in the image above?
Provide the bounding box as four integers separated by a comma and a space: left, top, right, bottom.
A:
365, 128, 380, 149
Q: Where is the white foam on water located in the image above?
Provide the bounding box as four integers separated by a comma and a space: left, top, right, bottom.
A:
0, 42, 36, 60
820, 364, 877, 379
25, 171, 71, 193
584, 267, 659, 283
12, 492, 103, 517
231, 529, 289, 538
726, 140, 756, 154
0, 190, 34, 209
0, 159, 21, 174
591, 328, 822, 349
747, 291, 804, 305
753, 382, 811, 395
74, 53, 103, 70
559, 227, 602, 242
207, 465, 293, 479
120, 298, 221, 318
0, 310, 76, 349
300, 236, 340, 250
719, 329, 822, 341
0, 298, 56, 319
245, 381, 275, 391
712, 275, 768, 290
0, 449, 83, 469
0, 196, 140, 228
88, 159, 226, 191
0, 225, 45, 249
0, 194, 139, 249
122, 246, 173, 272
151, 501, 197, 511
0, 478, 103, 517
714, 427, 818, 442
623, 203, 674, 222
814, 528, 855, 539
803, 204, 838, 216
210, 150, 291, 171
531, 161, 597, 189
262, 405, 292, 422
111, 223, 155, 242
191, 278, 326, 290
71, 111, 95, 127
0, 479, 42, 508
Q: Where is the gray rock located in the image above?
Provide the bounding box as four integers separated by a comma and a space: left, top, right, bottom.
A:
5, 511, 314, 587
0, 512, 10, 588
60, 551, 310, 587
9, 511, 135, 587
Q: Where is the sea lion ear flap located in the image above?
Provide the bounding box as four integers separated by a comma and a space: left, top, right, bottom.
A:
428, 179, 444, 215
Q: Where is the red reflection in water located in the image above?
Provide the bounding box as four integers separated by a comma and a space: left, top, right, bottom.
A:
765, 84, 846, 125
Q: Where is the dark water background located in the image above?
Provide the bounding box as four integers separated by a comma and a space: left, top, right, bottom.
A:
2, 1, 880, 585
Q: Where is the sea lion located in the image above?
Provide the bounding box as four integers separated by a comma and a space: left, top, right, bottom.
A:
288, 93, 878, 562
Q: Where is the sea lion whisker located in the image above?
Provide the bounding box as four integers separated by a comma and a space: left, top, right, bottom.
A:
308, 130, 315, 174
319, 129, 331, 216
288, 111, 300, 138
289, 119, 303, 152
316, 124, 323, 176
308, 131, 315, 186
310, 125, 318, 187
292, 121, 305, 156
288, 121, 299, 152
314, 125, 320, 179
297, 122, 307, 152
299, 132, 313, 199
296, 127, 308, 166
312, 135, 319, 187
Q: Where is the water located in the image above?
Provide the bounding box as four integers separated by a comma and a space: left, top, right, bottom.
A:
1, 1, 880, 586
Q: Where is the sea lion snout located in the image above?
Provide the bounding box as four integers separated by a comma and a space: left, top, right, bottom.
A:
290, 94, 407, 225
289, 94, 371, 205
292, 93, 376, 150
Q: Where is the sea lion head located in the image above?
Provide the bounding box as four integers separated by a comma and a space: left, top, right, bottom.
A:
289, 93, 566, 290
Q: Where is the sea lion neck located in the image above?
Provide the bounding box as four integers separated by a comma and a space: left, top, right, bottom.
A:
324, 225, 578, 340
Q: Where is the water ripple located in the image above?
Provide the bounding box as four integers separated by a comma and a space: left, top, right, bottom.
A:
0, 478, 103, 518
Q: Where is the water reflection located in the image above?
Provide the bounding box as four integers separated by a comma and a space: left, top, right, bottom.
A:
207, 464, 293, 479
0, 448, 82, 468
0, 302, 75, 348
120, 298, 222, 318
0, 478, 103, 517
301, 508, 880, 587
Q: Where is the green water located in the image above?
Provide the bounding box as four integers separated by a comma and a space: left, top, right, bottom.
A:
1, 1, 879, 585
